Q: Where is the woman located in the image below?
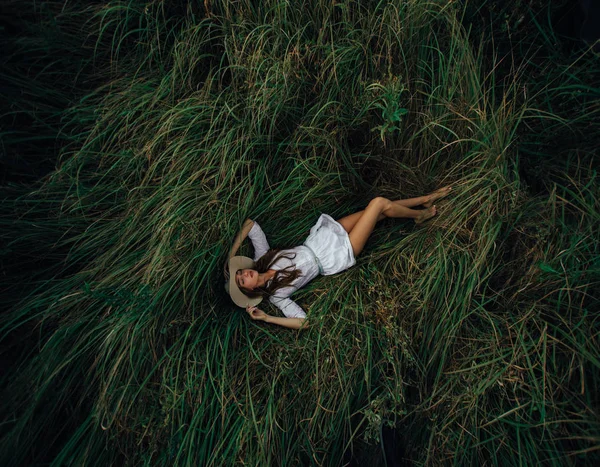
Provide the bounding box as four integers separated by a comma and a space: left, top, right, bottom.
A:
224, 186, 452, 330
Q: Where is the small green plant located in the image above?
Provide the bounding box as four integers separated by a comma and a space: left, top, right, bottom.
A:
361, 394, 396, 444
367, 76, 408, 142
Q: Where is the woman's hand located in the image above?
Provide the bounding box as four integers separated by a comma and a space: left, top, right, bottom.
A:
246, 305, 267, 321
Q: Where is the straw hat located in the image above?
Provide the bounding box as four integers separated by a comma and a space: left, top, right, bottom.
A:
224, 255, 264, 308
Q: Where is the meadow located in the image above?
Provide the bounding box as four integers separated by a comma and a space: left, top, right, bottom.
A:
1, 0, 599, 465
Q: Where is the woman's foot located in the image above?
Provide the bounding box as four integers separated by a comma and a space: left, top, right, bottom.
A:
423, 186, 452, 208
415, 205, 437, 224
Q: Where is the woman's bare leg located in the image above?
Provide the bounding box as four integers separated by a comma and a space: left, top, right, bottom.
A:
337, 210, 384, 233
336, 186, 451, 233
347, 197, 436, 257
337, 197, 428, 233
393, 195, 431, 208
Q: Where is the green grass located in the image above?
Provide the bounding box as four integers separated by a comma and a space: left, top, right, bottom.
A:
1, 0, 599, 465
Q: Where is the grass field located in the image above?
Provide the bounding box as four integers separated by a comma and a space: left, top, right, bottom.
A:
1, 0, 599, 465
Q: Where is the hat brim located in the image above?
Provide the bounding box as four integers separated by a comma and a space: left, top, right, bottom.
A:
227, 256, 263, 308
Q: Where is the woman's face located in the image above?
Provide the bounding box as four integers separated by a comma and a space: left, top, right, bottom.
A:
236, 268, 258, 291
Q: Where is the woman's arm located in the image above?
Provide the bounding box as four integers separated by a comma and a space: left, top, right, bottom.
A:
265, 315, 309, 330
247, 306, 308, 330
227, 218, 254, 260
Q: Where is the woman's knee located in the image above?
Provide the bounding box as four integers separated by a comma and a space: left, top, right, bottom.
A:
369, 196, 390, 213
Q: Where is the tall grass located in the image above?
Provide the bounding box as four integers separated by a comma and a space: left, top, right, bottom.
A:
1, 0, 598, 465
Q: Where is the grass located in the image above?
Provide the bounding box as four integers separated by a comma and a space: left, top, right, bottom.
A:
1, 0, 599, 465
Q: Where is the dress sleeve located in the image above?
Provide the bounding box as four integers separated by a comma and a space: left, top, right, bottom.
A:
269, 296, 307, 319
247, 221, 270, 262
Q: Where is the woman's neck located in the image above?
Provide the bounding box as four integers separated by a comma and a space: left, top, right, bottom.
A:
258, 269, 277, 287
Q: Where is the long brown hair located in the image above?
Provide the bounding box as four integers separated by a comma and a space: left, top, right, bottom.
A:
239, 249, 302, 299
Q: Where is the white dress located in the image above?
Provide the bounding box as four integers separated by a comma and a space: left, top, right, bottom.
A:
247, 214, 356, 319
